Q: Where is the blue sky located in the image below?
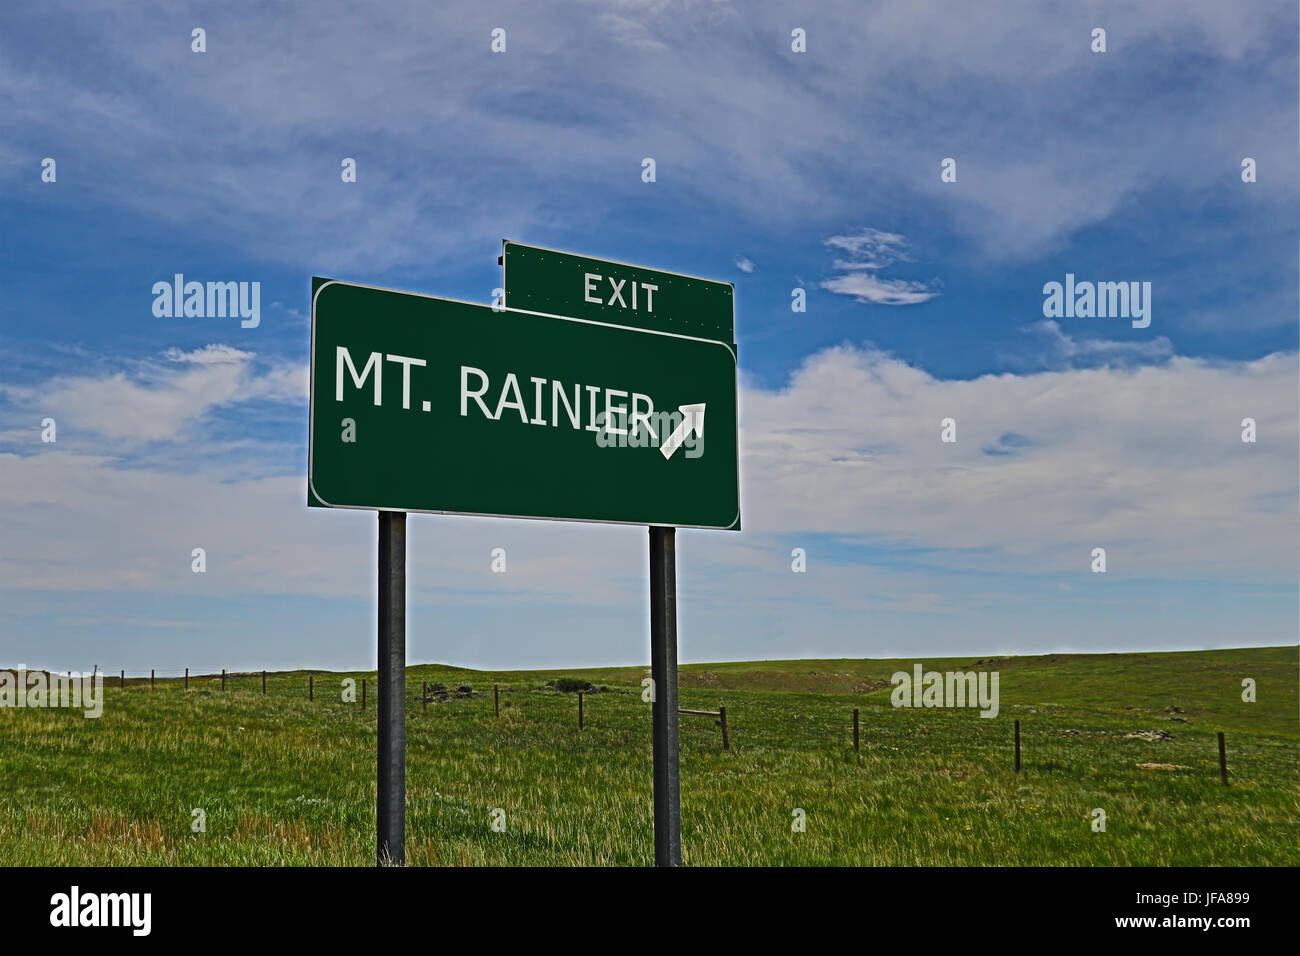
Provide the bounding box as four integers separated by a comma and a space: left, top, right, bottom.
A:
1, 0, 1297, 673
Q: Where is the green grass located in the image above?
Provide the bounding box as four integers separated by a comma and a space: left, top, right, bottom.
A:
1, 647, 1295, 865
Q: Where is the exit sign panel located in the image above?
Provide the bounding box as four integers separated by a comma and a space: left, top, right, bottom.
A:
309, 279, 740, 530
501, 241, 735, 344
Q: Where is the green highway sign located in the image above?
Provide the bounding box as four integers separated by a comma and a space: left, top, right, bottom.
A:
501, 240, 735, 344
312, 250, 740, 864
309, 278, 740, 529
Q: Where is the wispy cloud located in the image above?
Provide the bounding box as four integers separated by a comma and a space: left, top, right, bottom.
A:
824, 228, 910, 270
741, 343, 1297, 577
820, 272, 939, 306
4, 2, 1293, 270
820, 228, 940, 305
0, 346, 305, 444
0, 337, 1294, 666
1, 340, 1293, 601
1018, 320, 1175, 365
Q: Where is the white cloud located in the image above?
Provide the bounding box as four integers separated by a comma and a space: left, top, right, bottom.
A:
3, 1, 1293, 270
595, 12, 672, 50
820, 228, 940, 305
0, 347, 306, 444
734, 256, 755, 273
1018, 320, 1176, 364
824, 228, 910, 270
820, 272, 939, 306
741, 344, 1298, 577
0, 342, 1293, 608
164, 345, 249, 367
0, 339, 1294, 667
246, 362, 310, 404
0, 449, 647, 604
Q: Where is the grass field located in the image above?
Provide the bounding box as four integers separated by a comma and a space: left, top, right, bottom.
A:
1, 646, 1296, 866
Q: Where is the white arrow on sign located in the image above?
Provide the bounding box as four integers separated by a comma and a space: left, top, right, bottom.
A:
659, 403, 706, 460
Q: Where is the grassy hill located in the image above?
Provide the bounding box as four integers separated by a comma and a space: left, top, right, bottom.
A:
1, 646, 1295, 865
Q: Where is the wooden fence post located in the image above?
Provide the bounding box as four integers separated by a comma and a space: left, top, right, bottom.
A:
422, 681, 428, 715
150, 669, 155, 690
262, 671, 266, 695
1014, 719, 1021, 772
853, 708, 859, 753
185, 667, 188, 691
578, 692, 584, 730
120, 669, 125, 689
221, 668, 226, 692
1218, 731, 1228, 786
679, 707, 730, 751
494, 684, 499, 717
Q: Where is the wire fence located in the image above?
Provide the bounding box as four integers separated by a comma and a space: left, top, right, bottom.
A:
69, 668, 1296, 787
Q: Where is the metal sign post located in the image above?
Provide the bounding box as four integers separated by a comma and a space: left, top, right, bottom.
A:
498, 245, 737, 866
377, 510, 406, 865
649, 526, 681, 866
